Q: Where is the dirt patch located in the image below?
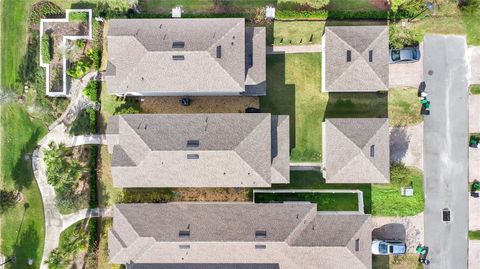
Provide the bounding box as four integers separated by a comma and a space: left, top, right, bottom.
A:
140, 96, 259, 114
370, 0, 390, 10
172, 188, 251, 202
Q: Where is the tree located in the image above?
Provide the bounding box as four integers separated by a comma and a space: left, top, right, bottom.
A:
45, 249, 68, 269
0, 189, 18, 213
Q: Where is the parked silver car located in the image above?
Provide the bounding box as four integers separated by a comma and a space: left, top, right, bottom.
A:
390, 47, 421, 63
371, 240, 407, 255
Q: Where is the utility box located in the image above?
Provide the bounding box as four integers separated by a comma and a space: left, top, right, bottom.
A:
172, 6, 182, 18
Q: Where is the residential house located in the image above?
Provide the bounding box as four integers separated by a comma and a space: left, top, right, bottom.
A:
105, 18, 266, 96
109, 203, 372, 269
106, 113, 289, 188
322, 118, 390, 183
322, 25, 389, 92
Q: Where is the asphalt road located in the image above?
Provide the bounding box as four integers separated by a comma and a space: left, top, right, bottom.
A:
423, 35, 469, 269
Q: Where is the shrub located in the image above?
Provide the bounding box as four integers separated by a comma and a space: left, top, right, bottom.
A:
279, 0, 330, 9
30, 1, 64, 25
41, 34, 52, 63
0, 189, 18, 214
390, 162, 412, 187
83, 80, 99, 102
75, 39, 86, 49
88, 146, 98, 208
276, 9, 328, 19
67, 58, 91, 79
69, 108, 97, 135
389, 25, 421, 49
86, 48, 101, 70
68, 11, 88, 22
390, 0, 409, 12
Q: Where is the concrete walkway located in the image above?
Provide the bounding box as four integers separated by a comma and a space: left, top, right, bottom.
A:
470, 240, 480, 269
469, 195, 480, 231
469, 46, 480, 84
267, 44, 322, 54
470, 95, 480, 133
289, 162, 322, 171
372, 213, 424, 253
389, 123, 424, 171
470, 148, 480, 182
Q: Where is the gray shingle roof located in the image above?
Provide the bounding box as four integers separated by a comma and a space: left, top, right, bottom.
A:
105, 19, 265, 96
324, 26, 389, 92
106, 113, 289, 187
127, 264, 280, 269
110, 203, 372, 269
324, 118, 390, 183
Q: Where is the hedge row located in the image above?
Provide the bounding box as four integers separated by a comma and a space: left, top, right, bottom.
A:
88, 145, 98, 209
41, 34, 52, 63
276, 9, 416, 20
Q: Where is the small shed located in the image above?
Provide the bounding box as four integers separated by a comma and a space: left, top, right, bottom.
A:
172, 6, 182, 18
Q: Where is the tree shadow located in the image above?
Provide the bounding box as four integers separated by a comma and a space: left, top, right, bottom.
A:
11, 128, 43, 191
11, 222, 41, 269
260, 53, 296, 152
324, 91, 388, 119
389, 127, 410, 164
372, 223, 406, 241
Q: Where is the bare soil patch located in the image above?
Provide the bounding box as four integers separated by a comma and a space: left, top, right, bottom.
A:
172, 188, 251, 202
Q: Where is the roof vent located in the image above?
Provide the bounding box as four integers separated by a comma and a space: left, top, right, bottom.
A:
255, 230, 267, 239
369, 50, 373, 62
172, 55, 185, 61
172, 41, 185, 48
347, 50, 352, 62
187, 140, 200, 148
216, 46, 221, 58
179, 230, 190, 238
187, 154, 199, 160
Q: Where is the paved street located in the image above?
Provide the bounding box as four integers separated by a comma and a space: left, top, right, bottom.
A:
423, 35, 469, 269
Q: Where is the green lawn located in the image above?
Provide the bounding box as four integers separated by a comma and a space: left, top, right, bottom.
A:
261, 53, 387, 162
469, 230, 480, 240
270, 171, 372, 214
371, 164, 424, 216
327, 0, 379, 11
0, 104, 46, 269
254, 191, 359, 211
388, 88, 423, 126
0, 0, 30, 90
470, 85, 480, 95
273, 21, 325, 46
138, 0, 275, 13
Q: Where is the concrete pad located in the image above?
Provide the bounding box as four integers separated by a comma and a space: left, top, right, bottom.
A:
470, 95, 480, 133
470, 148, 480, 182
390, 123, 423, 171
469, 47, 480, 84
389, 43, 423, 88
470, 195, 480, 231
469, 241, 480, 269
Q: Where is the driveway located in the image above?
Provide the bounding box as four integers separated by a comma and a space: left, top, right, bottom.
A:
423, 35, 469, 269
390, 123, 423, 170
470, 148, 480, 181
469, 46, 480, 84
389, 43, 424, 88
470, 241, 480, 269
470, 95, 480, 133
372, 213, 424, 253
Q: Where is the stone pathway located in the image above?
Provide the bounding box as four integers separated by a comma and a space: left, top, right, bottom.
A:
266, 44, 322, 54
372, 213, 424, 253
390, 123, 424, 171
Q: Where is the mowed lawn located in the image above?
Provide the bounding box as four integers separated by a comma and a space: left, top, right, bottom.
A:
254, 191, 359, 211
388, 87, 423, 126
139, 0, 275, 13
328, 0, 379, 11
1, 104, 47, 269
261, 53, 387, 162
0, 0, 29, 90
272, 21, 325, 46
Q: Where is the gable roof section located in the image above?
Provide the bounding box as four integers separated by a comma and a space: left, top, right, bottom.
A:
325, 26, 389, 92
107, 113, 289, 188
106, 18, 246, 95
325, 118, 390, 183
110, 203, 372, 269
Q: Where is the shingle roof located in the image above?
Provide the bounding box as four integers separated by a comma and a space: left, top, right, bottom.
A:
324, 26, 389, 92
110, 203, 372, 269
105, 19, 265, 96
325, 118, 390, 183
106, 113, 289, 187
127, 264, 280, 269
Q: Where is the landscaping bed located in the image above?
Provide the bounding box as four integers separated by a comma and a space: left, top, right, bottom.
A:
470, 85, 480, 95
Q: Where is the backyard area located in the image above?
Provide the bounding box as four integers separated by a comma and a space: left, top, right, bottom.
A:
254, 191, 360, 211
272, 21, 325, 46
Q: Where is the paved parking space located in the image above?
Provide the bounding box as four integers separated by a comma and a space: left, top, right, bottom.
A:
389, 44, 424, 88
470, 148, 480, 182
470, 195, 480, 230
390, 123, 424, 171
469, 241, 480, 269
471, 95, 480, 133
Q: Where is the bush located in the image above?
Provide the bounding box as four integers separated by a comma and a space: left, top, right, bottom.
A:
389, 25, 421, 49
41, 34, 52, 63
68, 11, 88, 22
89, 146, 98, 208
91, 20, 103, 70
0, 189, 18, 214
86, 48, 101, 70
30, 1, 64, 25
67, 58, 91, 79
276, 9, 328, 19
83, 80, 99, 102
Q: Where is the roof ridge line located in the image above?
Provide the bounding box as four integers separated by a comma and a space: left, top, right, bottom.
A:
285, 206, 318, 246
362, 120, 389, 180
206, 52, 244, 91
112, 36, 148, 93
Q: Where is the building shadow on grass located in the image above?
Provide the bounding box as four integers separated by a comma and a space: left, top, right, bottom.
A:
372, 223, 406, 241
12, 128, 43, 191
260, 53, 296, 152
271, 170, 372, 214
324, 91, 388, 119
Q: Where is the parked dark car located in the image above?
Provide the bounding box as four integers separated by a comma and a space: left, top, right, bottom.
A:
245, 107, 261, 113
390, 47, 421, 63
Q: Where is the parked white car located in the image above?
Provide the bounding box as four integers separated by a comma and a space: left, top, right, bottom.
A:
372, 240, 407, 255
